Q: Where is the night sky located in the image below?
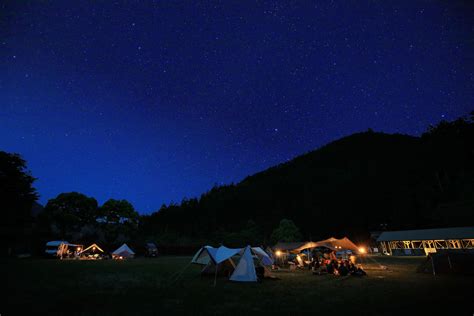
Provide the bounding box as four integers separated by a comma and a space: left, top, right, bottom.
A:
1, 1, 473, 213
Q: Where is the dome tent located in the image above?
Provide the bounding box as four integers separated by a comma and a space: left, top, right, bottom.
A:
191, 245, 273, 283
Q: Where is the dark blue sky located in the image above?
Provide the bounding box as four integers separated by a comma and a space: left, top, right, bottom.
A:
1, 1, 473, 213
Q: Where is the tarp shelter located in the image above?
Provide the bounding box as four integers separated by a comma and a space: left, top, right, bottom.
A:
310, 237, 359, 253
274, 237, 360, 254
112, 243, 135, 259
191, 245, 273, 283
79, 243, 104, 259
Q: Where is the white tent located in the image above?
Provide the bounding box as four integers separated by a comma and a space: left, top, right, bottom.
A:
112, 243, 135, 259
229, 246, 257, 282
191, 245, 273, 283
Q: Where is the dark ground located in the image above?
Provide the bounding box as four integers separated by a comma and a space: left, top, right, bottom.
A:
4, 255, 473, 315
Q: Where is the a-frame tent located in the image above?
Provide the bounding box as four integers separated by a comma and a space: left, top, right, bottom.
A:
112, 243, 135, 259
229, 246, 258, 282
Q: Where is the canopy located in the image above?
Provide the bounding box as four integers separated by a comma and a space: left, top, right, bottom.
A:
274, 237, 359, 253
79, 243, 104, 254
112, 243, 135, 258
308, 237, 359, 253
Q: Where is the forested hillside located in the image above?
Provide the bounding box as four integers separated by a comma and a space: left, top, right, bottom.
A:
141, 113, 474, 244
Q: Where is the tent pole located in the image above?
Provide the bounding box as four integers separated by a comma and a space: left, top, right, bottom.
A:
447, 254, 452, 272
214, 263, 218, 287
431, 254, 436, 276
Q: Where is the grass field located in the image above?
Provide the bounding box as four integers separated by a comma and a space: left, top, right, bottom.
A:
4, 255, 474, 315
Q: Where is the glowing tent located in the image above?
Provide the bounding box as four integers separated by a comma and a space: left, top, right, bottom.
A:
79, 243, 105, 259
112, 243, 135, 259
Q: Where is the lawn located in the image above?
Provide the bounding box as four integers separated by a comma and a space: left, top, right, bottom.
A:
4, 255, 473, 315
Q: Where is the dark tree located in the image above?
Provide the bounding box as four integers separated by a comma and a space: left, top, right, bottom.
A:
0, 151, 38, 255
42, 192, 99, 239
99, 199, 139, 225
98, 199, 139, 244
0, 151, 38, 225
270, 219, 302, 243
239, 220, 260, 245
125, 112, 474, 246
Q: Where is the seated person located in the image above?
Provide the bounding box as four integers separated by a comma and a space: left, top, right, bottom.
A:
313, 257, 321, 269
348, 261, 357, 273
312, 262, 327, 275
255, 266, 265, 281
326, 261, 335, 274
338, 262, 349, 276
351, 265, 367, 276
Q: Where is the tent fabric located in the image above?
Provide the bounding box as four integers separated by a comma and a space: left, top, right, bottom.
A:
192, 246, 213, 265
191, 245, 273, 283
112, 243, 135, 258
201, 259, 236, 275
191, 246, 240, 265
214, 246, 241, 264
252, 247, 273, 266
273, 242, 309, 251
307, 237, 359, 253
230, 246, 258, 282
80, 243, 104, 254
274, 237, 359, 253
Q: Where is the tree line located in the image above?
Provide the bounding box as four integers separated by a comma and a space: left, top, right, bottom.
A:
0, 149, 303, 255
1, 111, 473, 255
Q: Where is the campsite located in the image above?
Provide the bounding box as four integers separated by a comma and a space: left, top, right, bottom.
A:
4, 255, 473, 315
3, 1, 474, 315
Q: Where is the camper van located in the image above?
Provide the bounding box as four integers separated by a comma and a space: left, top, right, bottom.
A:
45, 241, 69, 257
45, 241, 83, 258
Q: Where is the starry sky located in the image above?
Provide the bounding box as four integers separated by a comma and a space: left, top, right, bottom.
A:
1, 1, 473, 213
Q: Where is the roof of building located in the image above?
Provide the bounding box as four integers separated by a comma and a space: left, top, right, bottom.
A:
377, 227, 474, 242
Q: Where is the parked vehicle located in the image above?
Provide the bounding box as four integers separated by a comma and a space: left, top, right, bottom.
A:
45, 241, 82, 258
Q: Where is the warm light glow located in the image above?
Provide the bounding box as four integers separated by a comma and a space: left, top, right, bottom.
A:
349, 255, 356, 264
77, 247, 82, 251
275, 250, 282, 257
359, 247, 366, 254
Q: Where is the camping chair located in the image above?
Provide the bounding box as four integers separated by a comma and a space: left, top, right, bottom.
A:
289, 262, 297, 271
296, 255, 305, 269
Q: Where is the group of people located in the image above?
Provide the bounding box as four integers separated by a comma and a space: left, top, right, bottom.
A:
309, 254, 366, 277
